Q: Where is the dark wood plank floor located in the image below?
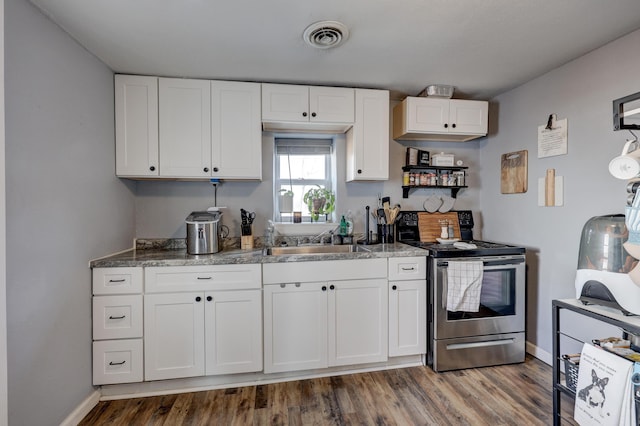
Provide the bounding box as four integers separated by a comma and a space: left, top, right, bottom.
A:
80, 355, 578, 425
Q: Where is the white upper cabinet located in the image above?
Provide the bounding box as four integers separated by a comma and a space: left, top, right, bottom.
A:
211, 81, 262, 179
115, 75, 262, 180
346, 88, 390, 181
114, 75, 159, 177
393, 97, 488, 142
159, 78, 212, 178
262, 84, 354, 132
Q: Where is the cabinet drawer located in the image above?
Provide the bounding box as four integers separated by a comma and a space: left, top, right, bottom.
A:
93, 339, 143, 385
93, 295, 143, 340
145, 264, 261, 293
388, 257, 426, 281
93, 267, 143, 295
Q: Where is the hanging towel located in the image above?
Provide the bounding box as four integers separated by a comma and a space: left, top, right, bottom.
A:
574, 343, 635, 426
446, 261, 484, 312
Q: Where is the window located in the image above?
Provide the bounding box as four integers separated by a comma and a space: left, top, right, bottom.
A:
274, 138, 335, 222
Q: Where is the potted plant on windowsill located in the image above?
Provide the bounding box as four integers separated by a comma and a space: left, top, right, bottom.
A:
303, 186, 336, 222
278, 189, 294, 213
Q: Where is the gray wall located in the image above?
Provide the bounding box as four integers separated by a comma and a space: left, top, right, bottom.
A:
478, 29, 640, 357
135, 113, 482, 239
5, 0, 135, 424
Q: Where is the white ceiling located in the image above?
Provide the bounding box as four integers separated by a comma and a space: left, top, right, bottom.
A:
28, 0, 640, 100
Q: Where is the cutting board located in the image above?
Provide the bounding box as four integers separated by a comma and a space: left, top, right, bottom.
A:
417, 212, 461, 242
501, 150, 528, 194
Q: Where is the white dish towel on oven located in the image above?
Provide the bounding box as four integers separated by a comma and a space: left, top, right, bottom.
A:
446, 260, 484, 312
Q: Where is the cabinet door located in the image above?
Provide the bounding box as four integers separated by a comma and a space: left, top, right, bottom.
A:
346, 89, 389, 181
309, 86, 354, 123
406, 97, 450, 133
449, 100, 488, 135
211, 81, 262, 179
263, 283, 328, 373
114, 75, 159, 177
205, 289, 262, 375
261, 83, 309, 122
159, 78, 211, 177
328, 279, 388, 366
144, 292, 205, 380
389, 280, 426, 357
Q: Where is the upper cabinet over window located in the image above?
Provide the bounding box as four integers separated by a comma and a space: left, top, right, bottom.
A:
262, 84, 355, 132
393, 97, 488, 142
115, 75, 262, 180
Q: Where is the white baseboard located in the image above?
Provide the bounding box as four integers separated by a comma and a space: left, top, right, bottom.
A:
60, 390, 100, 426
526, 340, 552, 365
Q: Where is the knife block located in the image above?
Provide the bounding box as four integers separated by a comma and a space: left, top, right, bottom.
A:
241, 235, 254, 250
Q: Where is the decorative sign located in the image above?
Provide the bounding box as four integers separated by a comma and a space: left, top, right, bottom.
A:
538, 114, 568, 158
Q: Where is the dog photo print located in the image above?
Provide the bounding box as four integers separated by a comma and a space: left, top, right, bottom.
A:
574, 344, 635, 425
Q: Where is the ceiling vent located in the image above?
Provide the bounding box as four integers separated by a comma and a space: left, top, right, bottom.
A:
303, 21, 349, 49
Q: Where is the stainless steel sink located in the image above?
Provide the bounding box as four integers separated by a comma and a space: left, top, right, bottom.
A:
265, 244, 369, 256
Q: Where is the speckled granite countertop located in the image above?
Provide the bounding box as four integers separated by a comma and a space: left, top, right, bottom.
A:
90, 240, 428, 268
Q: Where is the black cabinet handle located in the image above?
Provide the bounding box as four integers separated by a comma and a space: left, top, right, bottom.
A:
206, 296, 213, 302
108, 279, 125, 283
203, 167, 209, 173
108, 315, 126, 320
330, 284, 335, 290
197, 276, 212, 280
149, 166, 155, 171
444, 123, 448, 129
322, 286, 327, 291
392, 285, 397, 290
195, 296, 202, 302
357, 169, 362, 174
213, 167, 219, 172
109, 360, 126, 366
452, 123, 456, 129
302, 112, 308, 117
311, 112, 317, 117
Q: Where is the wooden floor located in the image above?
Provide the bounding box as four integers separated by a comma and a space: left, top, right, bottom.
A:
80, 356, 578, 425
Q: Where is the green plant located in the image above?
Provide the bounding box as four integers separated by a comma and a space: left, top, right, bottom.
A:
303, 185, 336, 221
279, 189, 294, 197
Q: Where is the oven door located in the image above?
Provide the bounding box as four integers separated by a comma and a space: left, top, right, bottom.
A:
432, 255, 526, 340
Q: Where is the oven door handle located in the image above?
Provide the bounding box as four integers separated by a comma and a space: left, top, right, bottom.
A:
437, 258, 524, 267
441, 268, 447, 309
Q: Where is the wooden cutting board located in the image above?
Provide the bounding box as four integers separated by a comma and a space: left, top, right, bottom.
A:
501, 150, 528, 194
417, 212, 461, 242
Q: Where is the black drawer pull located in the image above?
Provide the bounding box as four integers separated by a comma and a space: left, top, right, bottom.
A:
197, 276, 212, 280
108, 279, 125, 283
401, 267, 415, 271
108, 315, 125, 320
109, 360, 126, 366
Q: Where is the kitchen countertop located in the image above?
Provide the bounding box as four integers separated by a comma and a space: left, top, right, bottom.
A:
90, 242, 428, 268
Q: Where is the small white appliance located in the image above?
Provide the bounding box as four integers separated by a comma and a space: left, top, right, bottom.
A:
575, 214, 640, 315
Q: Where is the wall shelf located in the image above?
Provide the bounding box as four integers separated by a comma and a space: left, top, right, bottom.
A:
401, 165, 468, 199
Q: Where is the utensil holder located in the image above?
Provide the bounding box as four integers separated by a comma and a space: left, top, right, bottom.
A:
241, 235, 254, 250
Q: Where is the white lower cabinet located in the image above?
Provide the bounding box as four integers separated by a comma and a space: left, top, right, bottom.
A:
205, 289, 262, 375
329, 278, 388, 366
263, 259, 388, 374
144, 290, 262, 381
93, 339, 144, 385
144, 292, 205, 380
92, 267, 144, 385
143, 264, 262, 381
388, 257, 427, 357
263, 282, 328, 373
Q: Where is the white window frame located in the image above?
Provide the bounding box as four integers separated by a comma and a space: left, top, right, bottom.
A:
274, 138, 335, 223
